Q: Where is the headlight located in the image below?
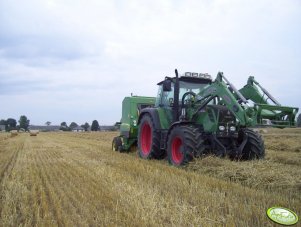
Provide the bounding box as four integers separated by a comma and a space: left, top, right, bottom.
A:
219, 125, 225, 131
229, 126, 236, 132
133, 120, 137, 126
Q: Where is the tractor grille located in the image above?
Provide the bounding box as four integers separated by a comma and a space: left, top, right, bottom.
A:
208, 105, 235, 124
218, 108, 235, 124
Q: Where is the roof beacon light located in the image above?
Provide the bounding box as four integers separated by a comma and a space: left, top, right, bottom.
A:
200, 73, 212, 80
184, 72, 212, 80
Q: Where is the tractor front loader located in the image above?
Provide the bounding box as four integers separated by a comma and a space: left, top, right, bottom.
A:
239, 76, 298, 128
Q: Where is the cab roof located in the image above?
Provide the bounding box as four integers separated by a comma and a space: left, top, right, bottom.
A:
157, 76, 212, 85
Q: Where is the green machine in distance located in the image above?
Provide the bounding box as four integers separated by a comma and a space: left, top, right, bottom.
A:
113, 70, 298, 166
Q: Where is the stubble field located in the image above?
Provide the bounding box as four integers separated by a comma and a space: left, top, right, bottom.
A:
0, 128, 300, 226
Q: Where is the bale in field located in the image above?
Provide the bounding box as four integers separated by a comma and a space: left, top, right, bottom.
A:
10, 130, 18, 137
29, 130, 39, 136
253, 128, 268, 134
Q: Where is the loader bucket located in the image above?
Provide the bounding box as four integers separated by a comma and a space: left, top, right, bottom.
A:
239, 76, 299, 128
255, 104, 299, 128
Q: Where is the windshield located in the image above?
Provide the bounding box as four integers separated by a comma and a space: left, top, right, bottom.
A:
179, 81, 208, 98
155, 81, 211, 107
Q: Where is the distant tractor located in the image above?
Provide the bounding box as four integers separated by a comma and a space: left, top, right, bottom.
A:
113, 70, 298, 166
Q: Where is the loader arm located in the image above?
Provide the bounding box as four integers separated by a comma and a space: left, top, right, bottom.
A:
239, 76, 280, 105
194, 72, 256, 127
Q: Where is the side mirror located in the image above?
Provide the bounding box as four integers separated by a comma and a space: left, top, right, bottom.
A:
163, 79, 172, 92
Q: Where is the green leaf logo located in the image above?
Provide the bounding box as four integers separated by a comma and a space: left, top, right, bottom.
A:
267, 207, 298, 225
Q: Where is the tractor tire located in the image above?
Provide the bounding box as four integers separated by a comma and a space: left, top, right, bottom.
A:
138, 114, 163, 159
112, 137, 122, 152
194, 130, 205, 157
238, 128, 265, 160
167, 125, 197, 166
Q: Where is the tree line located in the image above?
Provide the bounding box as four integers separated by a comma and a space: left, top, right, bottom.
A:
0, 116, 105, 132
59, 120, 100, 131
0, 115, 30, 131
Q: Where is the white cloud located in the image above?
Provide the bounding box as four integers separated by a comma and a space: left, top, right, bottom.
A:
0, 0, 300, 124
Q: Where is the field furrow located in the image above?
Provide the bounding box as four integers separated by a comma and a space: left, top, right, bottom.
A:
0, 136, 23, 219
0, 129, 300, 226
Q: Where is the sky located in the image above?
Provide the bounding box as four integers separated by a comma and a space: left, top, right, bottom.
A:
0, 0, 300, 126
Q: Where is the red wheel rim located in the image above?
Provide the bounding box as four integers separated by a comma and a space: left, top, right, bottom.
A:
140, 122, 152, 156
171, 136, 183, 164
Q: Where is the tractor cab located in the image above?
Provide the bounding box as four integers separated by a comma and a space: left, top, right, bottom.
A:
155, 72, 212, 108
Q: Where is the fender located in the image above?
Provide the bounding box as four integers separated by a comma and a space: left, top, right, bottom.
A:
166, 121, 192, 137
138, 108, 161, 130
164, 121, 195, 149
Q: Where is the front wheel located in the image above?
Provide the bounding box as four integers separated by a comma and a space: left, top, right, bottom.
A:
167, 126, 196, 166
238, 128, 265, 160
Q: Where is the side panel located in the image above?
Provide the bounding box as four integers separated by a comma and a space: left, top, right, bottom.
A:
120, 97, 131, 138
195, 109, 216, 132
120, 96, 155, 139
156, 107, 172, 129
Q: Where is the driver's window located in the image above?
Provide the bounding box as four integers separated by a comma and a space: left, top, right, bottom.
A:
155, 85, 174, 107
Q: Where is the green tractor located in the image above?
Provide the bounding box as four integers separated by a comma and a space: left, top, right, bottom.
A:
113, 69, 298, 166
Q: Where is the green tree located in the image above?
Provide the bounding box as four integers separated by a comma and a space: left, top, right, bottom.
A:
81, 122, 90, 131
19, 115, 30, 131
60, 122, 69, 131
60, 122, 67, 127
45, 121, 51, 126
91, 120, 99, 131
69, 122, 78, 129
6, 118, 17, 131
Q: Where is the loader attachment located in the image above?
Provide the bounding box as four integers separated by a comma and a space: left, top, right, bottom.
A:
239, 76, 299, 128
254, 104, 298, 128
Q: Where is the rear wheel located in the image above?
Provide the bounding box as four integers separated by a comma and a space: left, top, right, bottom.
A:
167, 126, 197, 166
138, 114, 163, 159
112, 137, 122, 152
238, 128, 265, 160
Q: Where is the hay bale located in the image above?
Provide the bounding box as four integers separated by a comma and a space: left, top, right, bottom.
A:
10, 130, 18, 137
252, 128, 268, 134
29, 130, 39, 136
259, 129, 268, 134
